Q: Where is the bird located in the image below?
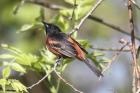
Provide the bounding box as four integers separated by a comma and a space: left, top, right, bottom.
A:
42, 21, 103, 77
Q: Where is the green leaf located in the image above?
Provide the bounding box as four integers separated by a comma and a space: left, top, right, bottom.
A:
1, 44, 22, 54
72, 31, 78, 38
18, 24, 34, 33
0, 79, 7, 85
3, 61, 9, 66
92, 51, 105, 57
60, 9, 72, 17
41, 49, 55, 64
16, 53, 37, 66
2, 66, 11, 78
17, 23, 43, 33
52, 15, 69, 32
0, 54, 14, 59
10, 80, 28, 92
50, 86, 57, 93
61, 63, 68, 71
0, 79, 7, 93
78, 40, 92, 49
99, 57, 111, 63
11, 63, 26, 73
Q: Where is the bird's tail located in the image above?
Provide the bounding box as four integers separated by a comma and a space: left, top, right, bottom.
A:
83, 58, 103, 77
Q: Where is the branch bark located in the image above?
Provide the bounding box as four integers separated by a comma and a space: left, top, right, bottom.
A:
88, 15, 140, 41
69, 0, 105, 35
127, 0, 140, 93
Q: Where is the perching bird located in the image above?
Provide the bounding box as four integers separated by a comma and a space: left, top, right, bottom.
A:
42, 21, 103, 77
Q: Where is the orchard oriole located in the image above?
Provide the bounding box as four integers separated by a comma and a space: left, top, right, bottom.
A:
42, 22, 103, 77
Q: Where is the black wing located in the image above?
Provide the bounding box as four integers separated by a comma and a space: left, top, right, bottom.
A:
47, 34, 77, 58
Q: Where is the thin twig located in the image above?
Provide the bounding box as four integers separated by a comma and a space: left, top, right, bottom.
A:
88, 15, 140, 41
13, 0, 61, 15
54, 69, 84, 93
128, 0, 137, 65
56, 78, 61, 93
69, 0, 105, 35
136, 88, 140, 93
69, 0, 77, 20
136, 45, 140, 58
13, 0, 25, 15
127, 0, 140, 93
91, 47, 131, 52
26, 0, 61, 10
27, 64, 57, 89
102, 41, 130, 72
27, 61, 83, 93
40, 7, 45, 21
130, 0, 140, 10
55, 64, 64, 93
27, 69, 54, 89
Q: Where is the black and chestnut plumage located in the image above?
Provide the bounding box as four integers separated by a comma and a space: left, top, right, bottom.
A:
42, 22, 103, 77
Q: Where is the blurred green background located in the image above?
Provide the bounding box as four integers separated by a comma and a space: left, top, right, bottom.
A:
0, 0, 140, 93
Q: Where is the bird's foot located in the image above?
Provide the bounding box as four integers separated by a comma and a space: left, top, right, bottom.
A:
56, 57, 63, 65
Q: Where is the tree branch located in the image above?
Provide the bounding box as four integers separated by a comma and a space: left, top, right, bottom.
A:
26, 0, 61, 10
13, 0, 61, 15
69, 0, 105, 35
130, 0, 140, 10
27, 60, 84, 93
136, 88, 140, 93
102, 40, 130, 73
127, 0, 140, 93
13, 0, 25, 15
136, 45, 140, 58
91, 47, 131, 52
27, 62, 60, 89
69, 0, 77, 20
88, 15, 140, 41
54, 69, 84, 93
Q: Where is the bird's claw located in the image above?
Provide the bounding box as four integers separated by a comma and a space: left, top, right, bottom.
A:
56, 57, 62, 65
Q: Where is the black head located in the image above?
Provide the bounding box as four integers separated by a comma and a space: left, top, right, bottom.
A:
42, 21, 61, 34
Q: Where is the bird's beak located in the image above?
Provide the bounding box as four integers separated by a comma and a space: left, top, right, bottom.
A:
42, 21, 46, 25
42, 21, 49, 28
